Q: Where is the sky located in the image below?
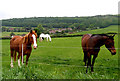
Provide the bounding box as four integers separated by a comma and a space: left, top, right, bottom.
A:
0, 0, 119, 20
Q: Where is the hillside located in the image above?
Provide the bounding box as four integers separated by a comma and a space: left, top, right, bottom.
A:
69, 25, 118, 35
2, 15, 118, 30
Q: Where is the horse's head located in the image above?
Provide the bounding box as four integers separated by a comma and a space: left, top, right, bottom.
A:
104, 34, 116, 55
30, 30, 37, 49
24, 30, 37, 49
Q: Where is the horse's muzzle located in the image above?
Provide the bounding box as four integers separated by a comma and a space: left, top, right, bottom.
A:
111, 52, 116, 55
33, 46, 37, 49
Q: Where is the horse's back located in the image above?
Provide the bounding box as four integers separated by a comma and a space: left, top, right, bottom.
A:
40, 33, 50, 37
10, 36, 23, 51
40, 33, 45, 37
10, 36, 22, 43
46, 34, 50, 37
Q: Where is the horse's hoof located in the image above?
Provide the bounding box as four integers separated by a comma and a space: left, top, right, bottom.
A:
84, 66, 87, 67
10, 64, 13, 68
18, 65, 21, 68
22, 62, 24, 65
11, 65, 13, 68
91, 71, 94, 73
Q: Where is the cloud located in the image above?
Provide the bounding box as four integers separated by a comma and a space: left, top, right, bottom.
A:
0, 11, 12, 20
0, 0, 119, 20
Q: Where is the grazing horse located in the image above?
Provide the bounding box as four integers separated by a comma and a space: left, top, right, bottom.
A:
10, 30, 37, 67
39, 33, 51, 42
81, 34, 116, 73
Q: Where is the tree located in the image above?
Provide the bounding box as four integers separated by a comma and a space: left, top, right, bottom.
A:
2, 26, 6, 32
10, 32, 15, 36
35, 24, 44, 37
37, 24, 44, 33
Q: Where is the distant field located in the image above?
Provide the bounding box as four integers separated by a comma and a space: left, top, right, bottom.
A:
2, 25, 118, 38
68, 25, 118, 35
2, 25, 118, 37
1, 32, 28, 37
1, 25, 119, 79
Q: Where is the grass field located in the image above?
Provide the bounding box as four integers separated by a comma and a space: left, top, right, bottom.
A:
1, 25, 119, 79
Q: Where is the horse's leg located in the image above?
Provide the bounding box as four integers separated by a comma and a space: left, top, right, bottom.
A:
41, 37, 43, 41
21, 55, 24, 65
18, 53, 21, 67
83, 51, 87, 66
39, 37, 41, 42
86, 54, 91, 73
10, 50, 14, 67
26, 54, 30, 65
91, 55, 97, 72
47, 37, 48, 41
49, 37, 51, 42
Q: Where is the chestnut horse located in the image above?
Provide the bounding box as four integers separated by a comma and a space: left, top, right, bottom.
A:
81, 34, 116, 73
10, 30, 37, 67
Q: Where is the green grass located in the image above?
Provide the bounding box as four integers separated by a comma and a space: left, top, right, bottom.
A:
1, 25, 119, 79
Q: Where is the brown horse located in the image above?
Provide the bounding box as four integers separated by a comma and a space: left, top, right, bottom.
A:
10, 30, 37, 67
81, 34, 116, 73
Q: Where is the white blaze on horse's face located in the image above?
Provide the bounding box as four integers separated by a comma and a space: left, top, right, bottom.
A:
32, 34, 37, 49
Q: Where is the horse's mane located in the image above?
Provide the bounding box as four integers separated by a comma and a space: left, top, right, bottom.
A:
91, 34, 109, 37
23, 33, 30, 43
91, 34, 114, 40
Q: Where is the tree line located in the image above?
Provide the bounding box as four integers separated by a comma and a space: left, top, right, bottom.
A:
2, 15, 118, 31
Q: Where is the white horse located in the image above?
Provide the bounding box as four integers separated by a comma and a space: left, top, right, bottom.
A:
39, 33, 51, 42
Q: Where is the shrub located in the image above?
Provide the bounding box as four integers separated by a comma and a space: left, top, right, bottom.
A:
10, 32, 15, 36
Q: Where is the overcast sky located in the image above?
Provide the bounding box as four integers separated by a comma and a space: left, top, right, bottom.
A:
0, 0, 119, 20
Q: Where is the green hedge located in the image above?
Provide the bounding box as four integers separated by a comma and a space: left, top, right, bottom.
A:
0, 32, 117, 39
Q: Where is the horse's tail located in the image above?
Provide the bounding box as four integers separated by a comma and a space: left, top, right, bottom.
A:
14, 51, 17, 61
82, 34, 88, 40
39, 36, 41, 42
82, 34, 92, 40
39, 37, 42, 42
10, 49, 17, 62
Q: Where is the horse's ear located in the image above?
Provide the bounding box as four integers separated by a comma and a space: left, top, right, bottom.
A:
30, 30, 32, 33
108, 34, 115, 40
109, 34, 116, 39
35, 29, 37, 33
112, 34, 116, 37
108, 33, 116, 37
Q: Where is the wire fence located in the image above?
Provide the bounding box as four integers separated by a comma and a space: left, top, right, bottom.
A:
1, 45, 120, 49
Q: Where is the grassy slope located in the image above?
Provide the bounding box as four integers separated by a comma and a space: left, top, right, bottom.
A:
68, 25, 118, 35
2, 25, 119, 79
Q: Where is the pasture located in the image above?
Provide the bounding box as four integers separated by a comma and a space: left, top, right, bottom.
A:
1, 25, 119, 79
1, 32, 28, 37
